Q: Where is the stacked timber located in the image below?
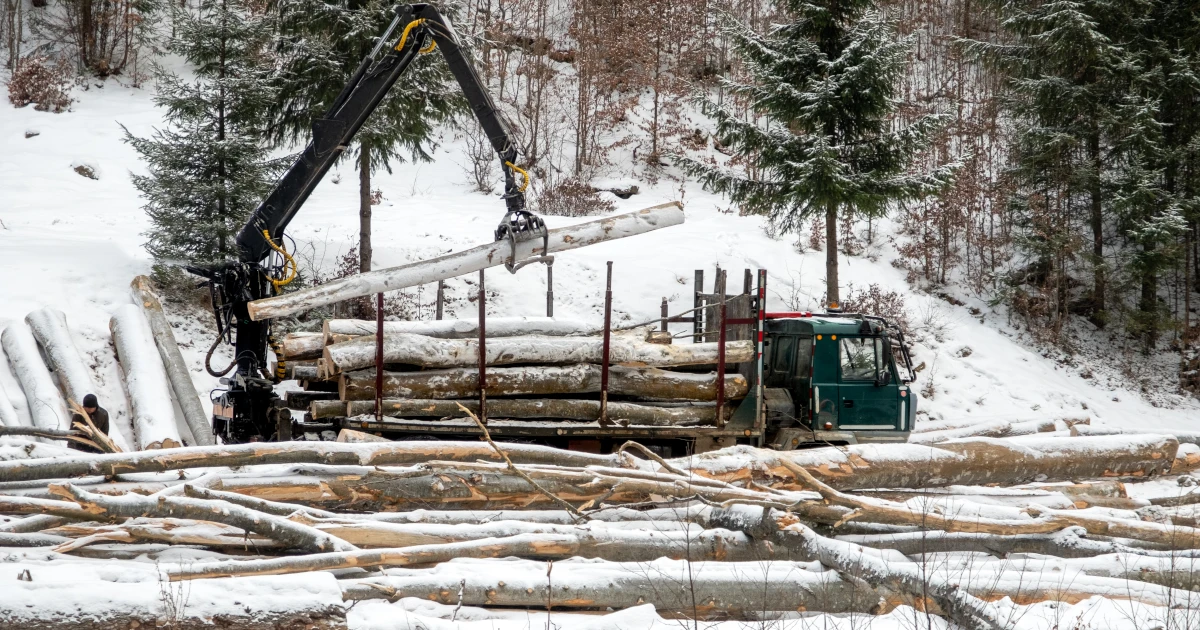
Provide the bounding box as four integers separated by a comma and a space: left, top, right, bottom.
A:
0, 432, 1194, 629
277, 317, 753, 428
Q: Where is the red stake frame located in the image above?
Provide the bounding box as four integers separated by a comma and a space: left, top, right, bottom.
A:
478, 269, 487, 423
600, 261, 613, 424
374, 292, 384, 422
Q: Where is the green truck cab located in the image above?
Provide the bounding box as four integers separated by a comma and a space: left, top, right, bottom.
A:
754, 313, 916, 449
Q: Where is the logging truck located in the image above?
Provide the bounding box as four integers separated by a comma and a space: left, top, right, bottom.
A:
287, 271, 918, 456
185, 4, 916, 451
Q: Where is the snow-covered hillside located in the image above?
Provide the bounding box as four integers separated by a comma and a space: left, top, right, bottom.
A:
2, 78, 1196, 442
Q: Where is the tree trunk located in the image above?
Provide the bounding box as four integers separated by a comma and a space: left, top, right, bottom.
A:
1, 323, 68, 431
341, 559, 878, 615
0, 386, 20, 427
246, 203, 685, 321
130, 276, 214, 446
24, 309, 97, 409
339, 364, 748, 401
320, 398, 729, 426
825, 203, 839, 305
322, 333, 752, 375
0, 440, 622, 483
682, 434, 1179, 491
324, 316, 596, 341
1088, 128, 1106, 325
109, 305, 182, 449
359, 140, 372, 273
280, 332, 354, 360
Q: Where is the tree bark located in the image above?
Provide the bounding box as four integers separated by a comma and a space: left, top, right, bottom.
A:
110, 305, 182, 449
24, 308, 97, 410
1, 323, 69, 431
130, 276, 215, 446
324, 316, 596, 342
683, 434, 1179, 491
247, 203, 685, 321
340, 364, 748, 401
281, 332, 352, 361
48, 484, 357, 553
322, 333, 752, 375
321, 398, 729, 426
359, 139, 372, 273
825, 202, 839, 306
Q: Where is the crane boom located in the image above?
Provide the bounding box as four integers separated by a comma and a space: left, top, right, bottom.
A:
190, 3, 544, 443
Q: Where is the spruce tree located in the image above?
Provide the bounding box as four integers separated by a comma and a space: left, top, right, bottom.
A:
124, 0, 282, 269
269, 0, 462, 273
679, 0, 950, 305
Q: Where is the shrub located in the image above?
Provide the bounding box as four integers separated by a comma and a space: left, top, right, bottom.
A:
535, 178, 616, 217
841, 283, 909, 334
8, 56, 74, 113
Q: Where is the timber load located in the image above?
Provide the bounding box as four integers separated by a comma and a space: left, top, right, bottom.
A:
278, 318, 752, 431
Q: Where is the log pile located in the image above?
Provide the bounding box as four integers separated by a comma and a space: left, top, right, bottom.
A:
280, 316, 752, 429
1, 429, 1197, 628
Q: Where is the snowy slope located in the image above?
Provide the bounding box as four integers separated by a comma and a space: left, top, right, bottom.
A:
1, 77, 1197, 444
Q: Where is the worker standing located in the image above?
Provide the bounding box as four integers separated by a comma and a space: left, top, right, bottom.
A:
70, 393, 110, 453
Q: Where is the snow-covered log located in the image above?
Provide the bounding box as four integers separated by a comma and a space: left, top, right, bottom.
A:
1, 323, 68, 431
908, 418, 1056, 444
683, 435, 1179, 490
321, 398, 729, 425
247, 202, 685, 321
0, 388, 20, 427
130, 276, 214, 446
0, 562, 348, 630
23, 309, 96, 409
109, 304, 182, 449
339, 364, 748, 401
322, 332, 752, 375
48, 484, 357, 553
324, 316, 597, 342
340, 558, 878, 615
0, 440, 623, 483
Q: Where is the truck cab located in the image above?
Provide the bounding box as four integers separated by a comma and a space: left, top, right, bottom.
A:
759, 313, 915, 448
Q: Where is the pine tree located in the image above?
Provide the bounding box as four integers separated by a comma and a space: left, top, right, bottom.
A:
124, 0, 282, 269
269, 0, 462, 273
679, 0, 951, 305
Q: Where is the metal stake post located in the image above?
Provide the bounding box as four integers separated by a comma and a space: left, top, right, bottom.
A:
478, 270, 487, 423
753, 269, 767, 443
374, 293, 384, 422
693, 270, 704, 343
715, 271, 728, 428
435, 280, 444, 320
546, 260, 554, 317
600, 261, 613, 425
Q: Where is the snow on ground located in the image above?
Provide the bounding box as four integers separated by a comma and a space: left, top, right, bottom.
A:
2, 77, 1196, 439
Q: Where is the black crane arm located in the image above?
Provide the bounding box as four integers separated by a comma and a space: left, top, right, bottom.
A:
235, 3, 535, 264
192, 4, 545, 444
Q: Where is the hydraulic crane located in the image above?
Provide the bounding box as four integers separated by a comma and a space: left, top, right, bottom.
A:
189, 3, 544, 443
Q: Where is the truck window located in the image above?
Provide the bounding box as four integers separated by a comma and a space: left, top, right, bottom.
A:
765, 335, 796, 387
840, 337, 881, 381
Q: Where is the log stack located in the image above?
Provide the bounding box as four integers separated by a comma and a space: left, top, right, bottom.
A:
0, 432, 1195, 629
279, 317, 753, 429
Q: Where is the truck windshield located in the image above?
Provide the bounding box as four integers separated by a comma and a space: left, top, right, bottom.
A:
840, 337, 882, 380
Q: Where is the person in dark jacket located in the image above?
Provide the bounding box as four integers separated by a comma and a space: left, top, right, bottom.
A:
70, 393, 110, 453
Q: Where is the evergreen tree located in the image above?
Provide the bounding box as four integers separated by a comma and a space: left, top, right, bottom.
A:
679, 0, 951, 305
124, 0, 282, 269
269, 0, 462, 273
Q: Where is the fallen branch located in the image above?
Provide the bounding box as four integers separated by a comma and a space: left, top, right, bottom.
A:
47, 484, 358, 553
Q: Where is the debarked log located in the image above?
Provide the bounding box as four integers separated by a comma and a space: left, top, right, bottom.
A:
0, 440, 623, 483
109, 305, 182, 450
314, 398, 729, 426
324, 316, 596, 342
247, 203, 685, 321
1, 323, 69, 431
322, 333, 753, 375
339, 364, 748, 402
130, 276, 214, 446
341, 559, 879, 616
281, 332, 354, 361
683, 435, 1180, 491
